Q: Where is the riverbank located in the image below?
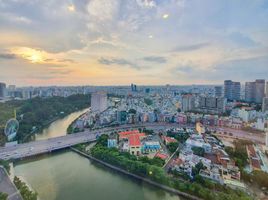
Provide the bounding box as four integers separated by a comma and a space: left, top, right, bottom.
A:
71, 147, 201, 200
16, 94, 90, 143
75, 135, 252, 200
0, 166, 23, 200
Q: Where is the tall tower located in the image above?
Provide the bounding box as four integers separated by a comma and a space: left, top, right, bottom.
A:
224, 80, 241, 101
0, 82, 6, 99
266, 82, 268, 97
91, 91, 108, 113
255, 79, 265, 104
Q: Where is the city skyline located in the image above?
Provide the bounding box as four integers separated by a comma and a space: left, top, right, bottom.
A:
0, 0, 268, 86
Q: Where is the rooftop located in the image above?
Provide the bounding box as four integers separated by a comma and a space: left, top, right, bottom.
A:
129, 134, 141, 146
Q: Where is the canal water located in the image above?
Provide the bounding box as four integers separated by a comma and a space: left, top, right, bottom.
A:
14, 111, 183, 200
35, 109, 88, 140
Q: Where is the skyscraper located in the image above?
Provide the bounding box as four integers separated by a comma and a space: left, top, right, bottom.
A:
214, 86, 223, 97
131, 84, 137, 92
0, 82, 6, 99
255, 79, 265, 103
266, 82, 268, 97
181, 94, 195, 112
245, 79, 265, 103
224, 80, 241, 101
91, 91, 108, 113
262, 97, 268, 112
245, 81, 255, 102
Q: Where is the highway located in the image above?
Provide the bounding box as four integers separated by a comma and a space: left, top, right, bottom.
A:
0, 123, 184, 161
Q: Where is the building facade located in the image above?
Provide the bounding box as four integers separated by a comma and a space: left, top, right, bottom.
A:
91, 91, 108, 113
263, 97, 268, 112
215, 86, 223, 97
0, 82, 6, 99
245, 79, 265, 103
181, 94, 195, 112
224, 80, 241, 101
198, 96, 226, 114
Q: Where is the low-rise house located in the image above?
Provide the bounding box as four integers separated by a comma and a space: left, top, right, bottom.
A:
129, 134, 142, 156
162, 136, 177, 144
155, 152, 168, 160
247, 145, 261, 171
200, 167, 224, 184
108, 139, 117, 148
185, 135, 212, 153
142, 141, 161, 153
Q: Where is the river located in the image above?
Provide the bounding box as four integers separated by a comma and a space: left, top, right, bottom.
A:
14, 110, 184, 200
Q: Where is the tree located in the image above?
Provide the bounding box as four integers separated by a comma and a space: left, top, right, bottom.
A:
0, 192, 8, 200
128, 109, 136, 114
167, 142, 179, 153
192, 147, 205, 157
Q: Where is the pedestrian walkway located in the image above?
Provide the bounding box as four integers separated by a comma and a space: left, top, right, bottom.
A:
0, 166, 23, 200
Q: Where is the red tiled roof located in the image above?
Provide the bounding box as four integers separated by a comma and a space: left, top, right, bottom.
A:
163, 136, 177, 144
129, 134, 141, 146
155, 152, 168, 160
119, 130, 145, 139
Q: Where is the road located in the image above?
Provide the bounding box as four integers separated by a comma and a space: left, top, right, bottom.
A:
0, 123, 184, 161
0, 167, 22, 200
209, 126, 265, 144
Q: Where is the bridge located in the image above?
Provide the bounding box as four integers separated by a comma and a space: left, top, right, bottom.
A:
0, 123, 185, 161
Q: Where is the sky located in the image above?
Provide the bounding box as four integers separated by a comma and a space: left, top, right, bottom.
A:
0, 0, 268, 86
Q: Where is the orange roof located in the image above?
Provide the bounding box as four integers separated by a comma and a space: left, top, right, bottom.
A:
119, 130, 140, 138
129, 134, 141, 146
163, 136, 177, 143
155, 152, 168, 160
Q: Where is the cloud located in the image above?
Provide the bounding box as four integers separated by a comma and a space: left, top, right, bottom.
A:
98, 57, 139, 69
57, 59, 76, 63
136, 0, 156, 8
0, 53, 16, 59
174, 65, 195, 73
143, 56, 166, 63
228, 32, 257, 47
48, 69, 73, 75
172, 43, 210, 52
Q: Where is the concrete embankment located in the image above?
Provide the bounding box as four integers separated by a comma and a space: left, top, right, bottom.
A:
0, 166, 23, 200
71, 147, 202, 200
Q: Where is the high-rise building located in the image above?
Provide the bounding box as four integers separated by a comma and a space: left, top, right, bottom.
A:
262, 97, 268, 112
131, 84, 137, 92
181, 94, 195, 112
224, 80, 241, 101
266, 82, 268, 97
245, 79, 265, 103
91, 91, 108, 113
198, 96, 226, 114
245, 81, 255, 102
214, 86, 223, 97
256, 79, 265, 103
0, 82, 6, 99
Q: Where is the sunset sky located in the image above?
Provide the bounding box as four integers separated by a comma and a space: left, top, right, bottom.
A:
0, 0, 268, 86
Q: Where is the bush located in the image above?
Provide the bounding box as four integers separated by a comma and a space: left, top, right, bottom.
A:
14, 176, 37, 200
